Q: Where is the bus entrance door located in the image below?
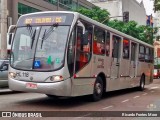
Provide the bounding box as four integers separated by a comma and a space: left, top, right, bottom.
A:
110, 35, 121, 79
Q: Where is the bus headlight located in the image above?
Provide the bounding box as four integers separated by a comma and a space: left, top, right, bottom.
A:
50, 75, 63, 82
9, 72, 16, 79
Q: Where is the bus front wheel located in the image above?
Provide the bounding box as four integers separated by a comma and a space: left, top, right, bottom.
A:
92, 76, 103, 101
46, 94, 59, 99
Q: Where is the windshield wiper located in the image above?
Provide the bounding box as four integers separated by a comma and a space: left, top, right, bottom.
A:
27, 24, 33, 39
41, 29, 46, 48
31, 29, 36, 49
27, 24, 37, 49
41, 23, 59, 49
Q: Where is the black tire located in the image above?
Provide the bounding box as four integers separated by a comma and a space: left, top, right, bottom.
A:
92, 76, 103, 101
138, 75, 145, 91
46, 94, 59, 99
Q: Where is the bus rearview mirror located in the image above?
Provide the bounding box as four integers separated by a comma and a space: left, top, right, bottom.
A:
9, 33, 13, 45
8, 25, 16, 45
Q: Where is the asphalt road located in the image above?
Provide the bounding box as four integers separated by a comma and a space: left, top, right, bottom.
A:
0, 79, 160, 120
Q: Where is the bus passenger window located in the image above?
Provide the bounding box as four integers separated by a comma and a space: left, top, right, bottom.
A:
123, 39, 130, 59
112, 35, 121, 58
106, 32, 110, 56
131, 42, 136, 61
149, 48, 154, 63
93, 27, 105, 55
139, 45, 145, 62
145, 47, 150, 62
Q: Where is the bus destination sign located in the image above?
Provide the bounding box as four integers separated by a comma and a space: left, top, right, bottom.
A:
24, 16, 66, 25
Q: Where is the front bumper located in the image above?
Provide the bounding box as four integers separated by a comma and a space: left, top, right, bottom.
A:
9, 78, 72, 96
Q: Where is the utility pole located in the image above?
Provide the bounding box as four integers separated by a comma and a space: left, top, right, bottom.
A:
0, 0, 8, 59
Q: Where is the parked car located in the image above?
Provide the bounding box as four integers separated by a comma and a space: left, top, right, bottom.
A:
153, 69, 160, 79
0, 59, 9, 88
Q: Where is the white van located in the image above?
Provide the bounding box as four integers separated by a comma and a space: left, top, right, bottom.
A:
0, 59, 9, 88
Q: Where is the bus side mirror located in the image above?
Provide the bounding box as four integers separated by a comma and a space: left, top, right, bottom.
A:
82, 31, 88, 45
8, 25, 16, 45
9, 33, 13, 45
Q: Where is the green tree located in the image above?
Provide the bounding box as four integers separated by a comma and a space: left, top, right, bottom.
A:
76, 6, 110, 24
154, 0, 160, 12
107, 20, 155, 45
75, 7, 157, 45
107, 20, 125, 32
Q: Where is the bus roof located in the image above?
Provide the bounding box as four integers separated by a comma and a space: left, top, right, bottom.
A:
19, 11, 153, 48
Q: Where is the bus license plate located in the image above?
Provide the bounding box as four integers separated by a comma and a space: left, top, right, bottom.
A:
26, 83, 37, 89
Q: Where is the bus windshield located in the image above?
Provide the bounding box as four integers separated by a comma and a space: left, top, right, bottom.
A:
11, 25, 70, 71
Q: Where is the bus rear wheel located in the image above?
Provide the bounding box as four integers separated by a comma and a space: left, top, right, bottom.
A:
138, 75, 145, 91
92, 77, 103, 101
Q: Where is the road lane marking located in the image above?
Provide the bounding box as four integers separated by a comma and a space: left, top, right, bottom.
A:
149, 86, 159, 90
133, 96, 140, 99
102, 105, 113, 110
121, 99, 129, 103
142, 93, 147, 95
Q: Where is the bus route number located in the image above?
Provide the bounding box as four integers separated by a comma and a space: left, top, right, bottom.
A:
16, 72, 29, 77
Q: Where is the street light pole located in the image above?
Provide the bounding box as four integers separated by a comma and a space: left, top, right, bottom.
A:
0, 0, 8, 59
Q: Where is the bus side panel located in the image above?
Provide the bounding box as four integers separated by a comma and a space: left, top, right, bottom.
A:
71, 61, 95, 96
119, 59, 132, 89
9, 77, 72, 96
105, 56, 112, 92
91, 55, 108, 89
136, 62, 145, 84
136, 62, 153, 86
144, 62, 154, 85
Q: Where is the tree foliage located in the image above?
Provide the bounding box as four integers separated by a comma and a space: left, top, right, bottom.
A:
154, 0, 160, 12
107, 20, 156, 45
75, 7, 157, 45
76, 6, 110, 24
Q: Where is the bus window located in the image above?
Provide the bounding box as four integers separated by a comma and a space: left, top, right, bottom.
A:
139, 45, 145, 62
123, 39, 130, 59
131, 42, 136, 61
112, 35, 121, 58
150, 48, 154, 63
93, 27, 105, 55
106, 32, 110, 56
145, 47, 150, 62
75, 21, 92, 72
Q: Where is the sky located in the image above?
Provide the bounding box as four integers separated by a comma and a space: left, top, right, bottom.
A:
136, 0, 154, 16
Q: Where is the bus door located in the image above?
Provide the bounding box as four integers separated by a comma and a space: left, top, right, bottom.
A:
119, 38, 130, 87
74, 21, 92, 76
110, 35, 121, 79
129, 42, 137, 78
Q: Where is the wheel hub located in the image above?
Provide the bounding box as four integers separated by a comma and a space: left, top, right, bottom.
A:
95, 83, 102, 94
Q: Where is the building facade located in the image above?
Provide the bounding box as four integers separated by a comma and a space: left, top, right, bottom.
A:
154, 11, 160, 40
88, 0, 146, 25
6, 0, 95, 25
0, 0, 94, 56
153, 11, 160, 65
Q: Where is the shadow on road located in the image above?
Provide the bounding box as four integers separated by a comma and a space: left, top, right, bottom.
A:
103, 87, 146, 99
13, 87, 148, 109
0, 89, 22, 95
